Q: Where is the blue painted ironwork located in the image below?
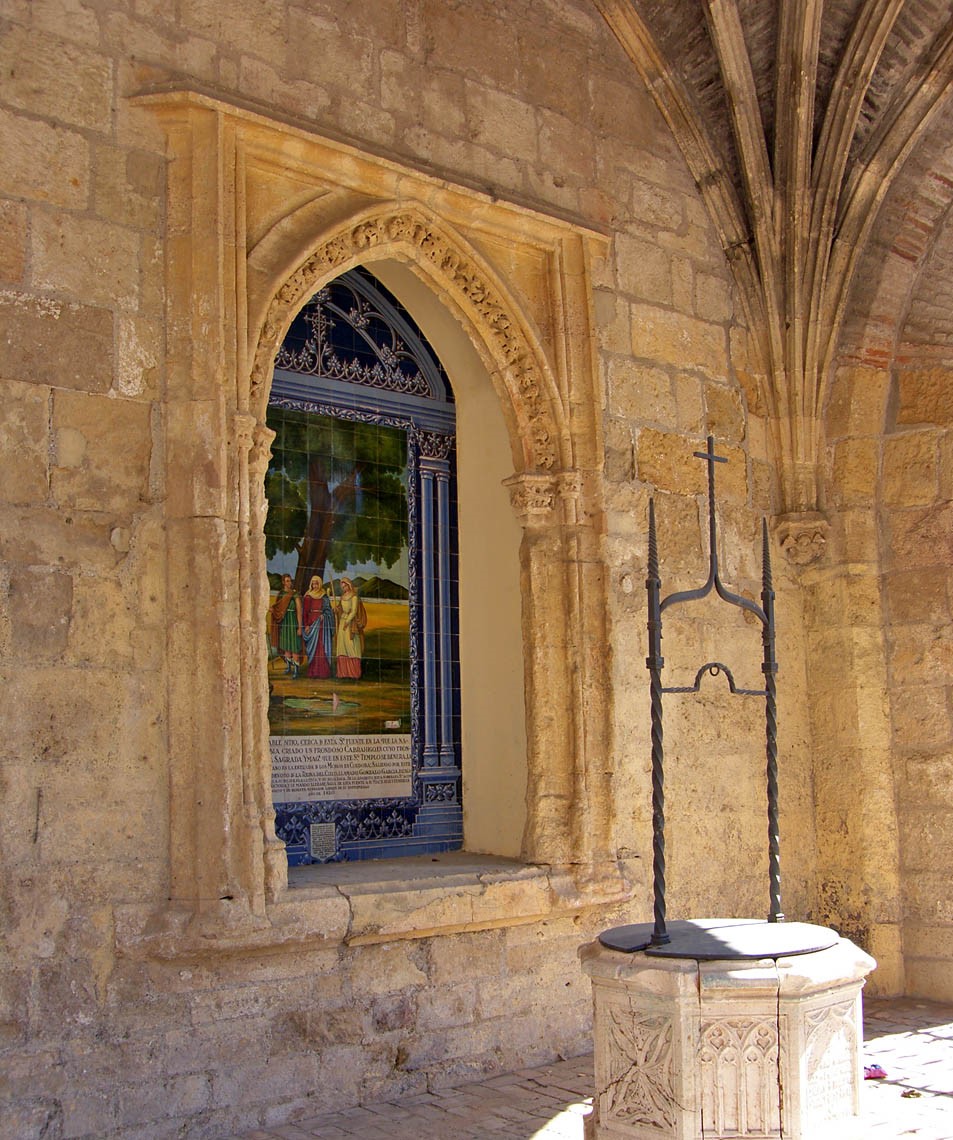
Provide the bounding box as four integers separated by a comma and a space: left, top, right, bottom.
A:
645, 436, 782, 948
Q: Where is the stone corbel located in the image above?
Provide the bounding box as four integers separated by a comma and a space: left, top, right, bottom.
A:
774, 511, 830, 566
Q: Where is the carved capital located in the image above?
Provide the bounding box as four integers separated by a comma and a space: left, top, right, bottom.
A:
504, 472, 559, 521
775, 511, 829, 566
249, 424, 276, 482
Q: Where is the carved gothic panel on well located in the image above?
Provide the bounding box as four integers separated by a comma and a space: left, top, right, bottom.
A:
598, 1002, 675, 1130
804, 999, 858, 1126
698, 1018, 781, 1137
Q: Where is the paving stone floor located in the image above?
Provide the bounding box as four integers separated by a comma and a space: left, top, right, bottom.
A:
235, 997, 953, 1139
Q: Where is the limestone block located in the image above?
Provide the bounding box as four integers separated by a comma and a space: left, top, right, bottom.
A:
540, 108, 597, 183
605, 417, 636, 483
0, 109, 90, 210
705, 382, 745, 441
430, 928, 505, 986
673, 374, 705, 433
903, 957, 953, 1002
637, 429, 706, 495
888, 624, 953, 688
615, 236, 674, 304
901, 750, 953, 803
631, 304, 727, 378
93, 144, 164, 234
694, 271, 733, 323
347, 941, 430, 999
0, 505, 117, 577
421, 1, 520, 90
885, 567, 949, 624
631, 178, 685, 233
610, 360, 676, 425
179, 0, 287, 64
0, 198, 26, 282
65, 576, 134, 667
831, 438, 878, 505
416, 982, 478, 1030
649, 491, 703, 570
32, 211, 141, 311
31, 0, 101, 45
890, 683, 951, 749
884, 500, 953, 569
6, 566, 72, 661
115, 314, 160, 399
826, 367, 889, 439
51, 390, 152, 512
896, 367, 953, 427
883, 430, 938, 506
0, 25, 113, 132
465, 83, 540, 161
934, 430, 953, 498
670, 258, 693, 313
0, 378, 50, 506
0, 292, 112, 393
523, 34, 596, 120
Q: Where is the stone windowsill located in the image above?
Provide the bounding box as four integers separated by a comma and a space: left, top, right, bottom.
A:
114, 853, 634, 960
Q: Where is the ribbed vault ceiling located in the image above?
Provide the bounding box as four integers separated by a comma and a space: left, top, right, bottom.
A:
595, 0, 953, 509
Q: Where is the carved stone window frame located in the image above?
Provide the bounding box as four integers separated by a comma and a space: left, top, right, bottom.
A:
132, 90, 624, 954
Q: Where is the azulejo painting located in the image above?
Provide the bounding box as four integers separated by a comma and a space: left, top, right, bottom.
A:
266, 268, 462, 863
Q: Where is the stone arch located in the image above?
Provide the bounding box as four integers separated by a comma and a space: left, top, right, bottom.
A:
248, 203, 570, 479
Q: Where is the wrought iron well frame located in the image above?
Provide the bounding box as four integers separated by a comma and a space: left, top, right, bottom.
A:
646, 436, 782, 947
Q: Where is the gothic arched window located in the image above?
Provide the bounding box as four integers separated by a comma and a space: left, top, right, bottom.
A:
265, 267, 460, 864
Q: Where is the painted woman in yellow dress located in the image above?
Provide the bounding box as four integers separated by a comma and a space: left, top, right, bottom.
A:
334, 577, 367, 679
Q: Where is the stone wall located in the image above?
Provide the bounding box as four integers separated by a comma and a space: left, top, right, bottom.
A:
0, 1, 885, 1138
883, 364, 953, 1000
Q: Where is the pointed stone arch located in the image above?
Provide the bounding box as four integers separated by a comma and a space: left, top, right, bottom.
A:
247, 202, 569, 478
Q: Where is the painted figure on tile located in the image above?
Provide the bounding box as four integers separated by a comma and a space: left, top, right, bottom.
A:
334, 577, 367, 679
270, 573, 303, 676
303, 575, 336, 679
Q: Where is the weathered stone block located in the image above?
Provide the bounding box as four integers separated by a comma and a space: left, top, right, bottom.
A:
890, 684, 951, 749
631, 304, 727, 377
7, 566, 72, 660
0, 111, 89, 210
885, 567, 949, 624
615, 236, 673, 304
883, 429, 938, 506
609, 359, 676, 425
465, 82, 540, 160
896, 367, 953, 427
93, 144, 164, 234
32, 211, 141, 311
636, 429, 706, 495
0, 198, 27, 282
421, 1, 519, 89
0, 26, 112, 132
0, 293, 113, 393
179, 0, 287, 63
0, 378, 50, 505
831, 438, 878, 505
705, 382, 745, 441
52, 391, 152, 513
430, 928, 505, 987
826, 366, 889, 438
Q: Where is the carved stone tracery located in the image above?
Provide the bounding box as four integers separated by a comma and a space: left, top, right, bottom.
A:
601, 1005, 675, 1129
251, 209, 560, 472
